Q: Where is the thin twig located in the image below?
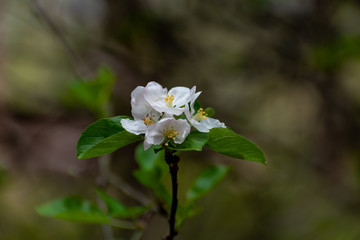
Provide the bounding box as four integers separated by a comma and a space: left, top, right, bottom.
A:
99, 154, 150, 205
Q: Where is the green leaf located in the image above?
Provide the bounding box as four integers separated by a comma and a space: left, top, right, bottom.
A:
96, 189, 149, 218
206, 127, 266, 164
168, 131, 209, 151
133, 143, 170, 204
77, 116, 142, 159
186, 165, 230, 202
36, 197, 110, 224
135, 144, 165, 171
68, 66, 115, 118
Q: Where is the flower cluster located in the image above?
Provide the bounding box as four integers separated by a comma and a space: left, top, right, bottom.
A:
121, 82, 225, 150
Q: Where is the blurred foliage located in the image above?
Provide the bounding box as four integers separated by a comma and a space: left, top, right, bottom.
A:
309, 36, 360, 70
186, 165, 230, 203
134, 144, 171, 204
96, 189, 149, 219
36, 197, 111, 225
66, 67, 115, 118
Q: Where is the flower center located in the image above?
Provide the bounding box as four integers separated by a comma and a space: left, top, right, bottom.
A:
141, 114, 155, 126
164, 94, 174, 107
193, 108, 208, 121
163, 126, 179, 140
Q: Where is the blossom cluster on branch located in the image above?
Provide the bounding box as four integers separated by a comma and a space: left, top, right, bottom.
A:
121, 82, 225, 150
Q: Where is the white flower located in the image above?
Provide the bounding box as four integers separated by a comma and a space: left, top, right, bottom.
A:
144, 81, 197, 116
121, 81, 222, 150
185, 94, 225, 132
121, 86, 161, 135
144, 118, 191, 150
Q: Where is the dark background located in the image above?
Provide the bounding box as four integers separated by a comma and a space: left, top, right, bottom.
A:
1, 0, 360, 239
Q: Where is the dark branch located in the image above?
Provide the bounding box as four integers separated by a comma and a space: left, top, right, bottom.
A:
164, 149, 180, 240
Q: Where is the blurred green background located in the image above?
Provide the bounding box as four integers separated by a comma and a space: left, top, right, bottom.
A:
1, 0, 360, 239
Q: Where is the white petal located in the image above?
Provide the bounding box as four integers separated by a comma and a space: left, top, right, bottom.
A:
163, 112, 174, 118
190, 90, 201, 114
143, 141, 152, 151
200, 117, 226, 129
191, 119, 210, 132
190, 117, 226, 133
130, 86, 153, 120
144, 123, 165, 147
121, 119, 147, 135
147, 100, 168, 114
147, 104, 185, 116
169, 87, 191, 107
145, 81, 167, 103
162, 107, 185, 116
144, 82, 169, 113
184, 105, 192, 121
172, 119, 191, 144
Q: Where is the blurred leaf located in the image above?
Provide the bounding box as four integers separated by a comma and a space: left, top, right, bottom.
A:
168, 131, 209, 151
204, 107, 215, 118
176, 203, 202, 227
77, 116, 142, 159
96, 189, 149, 218
135, 144, 165, 171
36, 197, 110, 224
133, 170, 171, 204
133, 143, 170, 204
69, 66, 115, 118
206, 128, 266, 164
186, 165, 230, 202
175, 165, 230, 226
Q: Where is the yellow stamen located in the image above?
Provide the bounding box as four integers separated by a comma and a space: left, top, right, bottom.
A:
163, 126, 179, 140
141, 114, 155, 126
194, 108, 208, 121
164, 94, 174, 107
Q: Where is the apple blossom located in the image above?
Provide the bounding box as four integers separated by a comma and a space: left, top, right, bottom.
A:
144, 81, 197, 116
185, 93, 225, 133
121, 85, 161, 135
120, 81, 224, 150
144, 118, 191, 150
73, 79, 266, 240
